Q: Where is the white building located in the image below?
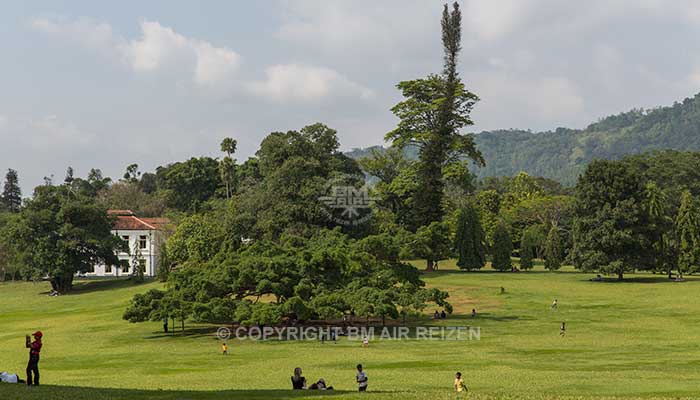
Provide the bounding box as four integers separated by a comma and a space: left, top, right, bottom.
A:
88, 210, 169, 278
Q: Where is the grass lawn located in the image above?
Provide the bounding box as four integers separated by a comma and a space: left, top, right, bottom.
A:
1, 263, 699, 399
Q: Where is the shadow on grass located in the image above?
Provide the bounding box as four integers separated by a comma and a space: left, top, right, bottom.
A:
1, 384, 361, 400
448, 312, 527, 322
423, 270, 573, 278
57, 278, 151, 295
143, 326, 219, 339
580, 276, 698, 284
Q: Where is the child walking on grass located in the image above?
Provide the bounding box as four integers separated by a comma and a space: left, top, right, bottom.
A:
356, 364, 368, 392
454, 372, 468, 393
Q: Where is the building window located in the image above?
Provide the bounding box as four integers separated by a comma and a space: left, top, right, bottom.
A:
139, 235, 147, 250
139, 259, 147, 274
105, 264, 112, 273
119, 259, 130, 274
122, 235, 129, 242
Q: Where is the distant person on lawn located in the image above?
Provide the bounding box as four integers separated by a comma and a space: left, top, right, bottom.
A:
560, 322, 566, 337
0, 371, 24, 384
25, 331, 42, 386
356, 364, 368, 392
551, 299, 558, 309
309, 378, 334, 390
291, 367, 306, 390
454, 372, 468, 393
222, 342, 228, 355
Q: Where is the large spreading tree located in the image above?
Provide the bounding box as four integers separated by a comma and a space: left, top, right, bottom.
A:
125, 228, 452, 327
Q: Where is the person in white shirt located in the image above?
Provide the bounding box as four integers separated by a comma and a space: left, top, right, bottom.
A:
0, 371, 19, 383
356, 364, 368, 392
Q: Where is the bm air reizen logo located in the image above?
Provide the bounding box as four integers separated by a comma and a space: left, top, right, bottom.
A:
318, 174, 378, 226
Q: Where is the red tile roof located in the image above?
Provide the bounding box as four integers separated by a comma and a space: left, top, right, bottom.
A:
108, 210, 169, 231
140, 218, 170, 229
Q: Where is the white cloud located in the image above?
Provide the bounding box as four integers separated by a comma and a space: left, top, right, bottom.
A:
28, 16, 371, 102
686, 67, 700, 90
463, 0, 536, 42
473, 73, 584, 128
118, 20, 240, 87
30, 17, 241, 89
248, 63, 373, 103
275, 0, 436, 60
29, 16, 117, 49
0, 114, 96, 149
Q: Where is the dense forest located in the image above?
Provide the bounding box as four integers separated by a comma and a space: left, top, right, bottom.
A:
347, 93, 700, 185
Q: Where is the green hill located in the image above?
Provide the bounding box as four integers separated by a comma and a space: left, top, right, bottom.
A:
349, 93, 700, 185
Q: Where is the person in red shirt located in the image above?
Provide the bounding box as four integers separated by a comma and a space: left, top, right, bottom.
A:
25, 331, 42, 386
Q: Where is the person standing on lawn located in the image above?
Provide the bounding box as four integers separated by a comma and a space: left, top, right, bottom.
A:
25, 331, 42, 386
454, 372, 468, 393
356, 364, 368, 392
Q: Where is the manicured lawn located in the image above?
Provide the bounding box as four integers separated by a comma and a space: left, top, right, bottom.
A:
1, 264, 699, 399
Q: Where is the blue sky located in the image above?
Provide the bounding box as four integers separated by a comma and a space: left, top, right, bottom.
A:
2, 0, 700, 193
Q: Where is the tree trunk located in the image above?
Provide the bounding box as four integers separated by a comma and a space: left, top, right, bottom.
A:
426, 258, 434, 272
59, 273, 74, 292
617, 271, 624, 281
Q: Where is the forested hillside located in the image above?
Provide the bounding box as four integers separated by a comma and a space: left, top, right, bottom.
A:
348, 93, 700, 185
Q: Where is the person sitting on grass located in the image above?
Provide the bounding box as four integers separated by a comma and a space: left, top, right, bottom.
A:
440, 310, 447, 319
291, 367, 306, 390
433, 310, 440, 319
454, 372, 468, 393
1, 371, 24, 384
356, 364, 368, 392
309, 378, 334, 390
471, 308, 477, 318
